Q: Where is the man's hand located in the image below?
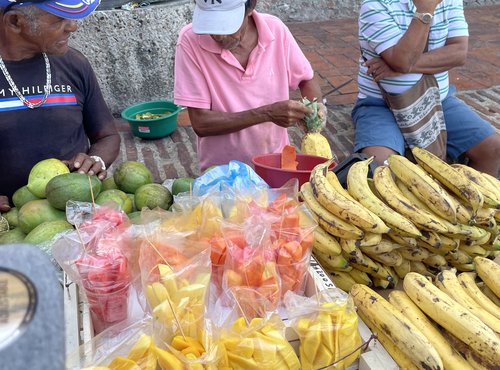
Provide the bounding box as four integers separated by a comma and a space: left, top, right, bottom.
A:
0, 196, 11, 213
268, 100, 314, 128
365, 57, 402, 81
63, 153, 107, 180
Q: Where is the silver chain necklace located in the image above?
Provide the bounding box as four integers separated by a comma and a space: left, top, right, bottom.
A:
0, 53, 51, 109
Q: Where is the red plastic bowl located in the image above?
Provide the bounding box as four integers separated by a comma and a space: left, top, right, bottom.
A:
252, 153, 336, 188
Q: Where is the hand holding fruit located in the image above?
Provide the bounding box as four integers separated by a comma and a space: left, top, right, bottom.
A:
264, 100, 313, 128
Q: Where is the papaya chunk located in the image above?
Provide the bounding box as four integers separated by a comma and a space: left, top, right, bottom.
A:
281, 145, 298, 170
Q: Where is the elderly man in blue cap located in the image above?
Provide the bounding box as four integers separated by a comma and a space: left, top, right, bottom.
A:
0, 0, 120, 212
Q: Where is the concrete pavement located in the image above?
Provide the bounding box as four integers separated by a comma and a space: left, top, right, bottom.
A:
110, 5, 500, 182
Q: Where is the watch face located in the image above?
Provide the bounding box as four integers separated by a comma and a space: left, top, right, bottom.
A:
422, 13, 432, 23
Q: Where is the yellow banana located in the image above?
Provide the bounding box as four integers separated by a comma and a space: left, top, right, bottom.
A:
367, 250, 403, 267
451, 164, 500, 209
388, 154, 457, 223
354, 232, 382, 247
415, 239, 450, 256
347, 158, 421, 237
481, 285, 500, 307
313, 226, 342, 255
437, 234, 460, 250
350, 284, 443, 370
339, 237, 366, 266
422, 254, 447, 269
411, 147, 484, 215
474, 207, 497, 228
418, 230, 442, 249
403, 272, 500, 364
372, 277, 392, 289
348, 254, 390, 281
440, 329, 499, 370
409, 261, 435, 279
359, 238, 399, 254
313, 250, 351, 272
300, 182, 365, 240
347, 268, 373, 287
435, 269, 500, 335
328, 271, 357, 292
357, 311, 419, 370
373, 166, 449, 233
481, 172, 500, 198
445, 249, 473, 265
459, 244, 488, 258
453, 263, 476, 272
458, 272, 500, 320
387, 231, 418, 248
388, 290, 474, 370
396, 178, 473, 238
310, 161, 390, 233
394, 258, 412, 279
474, 256, 500, 299
398, 246, 430, 261
326, 170, 355, 201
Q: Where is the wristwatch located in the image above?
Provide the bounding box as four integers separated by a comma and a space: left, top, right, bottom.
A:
413, 11, 433, 24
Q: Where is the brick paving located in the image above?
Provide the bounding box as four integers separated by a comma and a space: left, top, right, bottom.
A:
111, 5, 500, 182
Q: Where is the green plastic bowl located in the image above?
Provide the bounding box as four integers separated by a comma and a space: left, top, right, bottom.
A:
121, 100, 182, 139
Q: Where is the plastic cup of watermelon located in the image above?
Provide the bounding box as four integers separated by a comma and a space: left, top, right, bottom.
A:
84, 281, 130, 334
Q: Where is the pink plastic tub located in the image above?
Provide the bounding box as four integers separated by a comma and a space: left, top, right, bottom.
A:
252, 153, 336, 188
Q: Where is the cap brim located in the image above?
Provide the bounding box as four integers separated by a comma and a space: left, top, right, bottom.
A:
192, 4, 245, 35
36, 0, 100, 20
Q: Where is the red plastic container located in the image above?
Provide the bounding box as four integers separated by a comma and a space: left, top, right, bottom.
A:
252, 153, 336, 188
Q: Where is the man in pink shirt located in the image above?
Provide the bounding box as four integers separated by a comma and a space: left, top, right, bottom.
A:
174, 0, 323, 171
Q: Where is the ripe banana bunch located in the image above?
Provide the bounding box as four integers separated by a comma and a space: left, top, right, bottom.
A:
403, 272, 500, 365
347, 157, 421, 237
474, 256, 500, 299
411, 147, 484, 215
300, 181, 364, 240
435, 268, 500, 335
310, 161, 390, 234
388, 155, 457, 223
388, 290, 473, 370
373, 166, 449, 233
351, 284, 443, 370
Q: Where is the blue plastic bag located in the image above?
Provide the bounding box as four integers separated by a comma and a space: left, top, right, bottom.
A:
192, 160, 269, 196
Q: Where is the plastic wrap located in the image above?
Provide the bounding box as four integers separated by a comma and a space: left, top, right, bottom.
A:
53, 205, 137, 333
284, 289, 362, 370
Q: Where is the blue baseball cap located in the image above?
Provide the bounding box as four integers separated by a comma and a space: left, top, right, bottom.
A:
0, 0, 100, 19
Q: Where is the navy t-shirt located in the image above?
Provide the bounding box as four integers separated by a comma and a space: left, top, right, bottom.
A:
0, 48, 113, 202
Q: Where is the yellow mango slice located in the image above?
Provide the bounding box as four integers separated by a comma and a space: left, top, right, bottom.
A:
107, 356, 140, 370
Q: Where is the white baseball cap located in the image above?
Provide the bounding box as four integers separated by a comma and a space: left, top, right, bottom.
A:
192, 0, 247, 35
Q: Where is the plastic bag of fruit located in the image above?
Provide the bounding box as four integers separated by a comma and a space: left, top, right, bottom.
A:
220, 215, 282, 312
284, 288, 363, 370
53, 205, 138, 334
67, 317, 159, 370
139, 228, 212, 345
211, 291, 301, 370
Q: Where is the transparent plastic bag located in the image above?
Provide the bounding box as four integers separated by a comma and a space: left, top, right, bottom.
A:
212, 299, 300, 370
192, 160, 268, 196
67, 317, 158, 370
284, 288, 363, 370
53, 205, 137, 334
139, 229, 211, 345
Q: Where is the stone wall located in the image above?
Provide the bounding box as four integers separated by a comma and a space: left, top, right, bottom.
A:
69, 0, 500, 114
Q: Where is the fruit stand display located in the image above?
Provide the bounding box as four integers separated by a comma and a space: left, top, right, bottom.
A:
2, 146, 499, 370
